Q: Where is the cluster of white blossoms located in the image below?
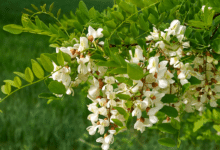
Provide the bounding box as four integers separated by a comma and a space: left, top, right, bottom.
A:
50, 18, 220, 149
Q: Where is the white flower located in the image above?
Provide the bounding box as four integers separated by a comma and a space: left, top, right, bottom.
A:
129, 45, 144, 64
165, 20, 180, 36
78, 37, 89, 52
147, 56, 159, 75
201, 5, 212, 12
87, 26, 103, 41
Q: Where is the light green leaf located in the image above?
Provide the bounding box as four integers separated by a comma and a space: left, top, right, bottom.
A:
213, 125, 220, 132
31, 59, 44, 79
14, 76, 22, 88
14, 72, 26, 80
57, 8, 61, 18
48, 81, 66, 94
105, 20, 116, 29
182, 83, 191, 94
25, 67, 34, 83
3, 80, 15, 87
213, 108, 220, 121
112, 119, 123, 127
116, 94, 131, 100
193, 118, 205, 132
110, 68, 127, 74
40, 54, 54, 72
38, 93, 60, 100
158, 138, 176, 147
212, 39, 220, 54
57, 50, 64, 66
159, 106, 178, 117
49, 2, 54, 12
3, 24, 23, 34
113, 107, 129, 119
111, 11, 124, 21
1, 83, 11, 95
127, 63, 143, 80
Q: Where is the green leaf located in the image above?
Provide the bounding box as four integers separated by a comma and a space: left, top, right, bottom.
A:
158, 138, 176, 147
159, 106, 178, 117
38, 93, 60, 100
139, 14, 149, 31
57, 8, 61, 18
3, 80, 15, 87
31, 4, 39, 11
3, 24, 23, 34
96, 61, 119, 67
57, 50, 64, 66
213, 108, 220, 121
31, 59, 44, 79
48, 81, 66, 95
213, 125, 220, 132
14, 72, 26, 80
72, 21, 83, 31
113, 107, 129, 119
1, 83, 11, 95
111, 11, 124, 21
110, 68, 127, 74
14, 76, 22, 88
130, 23, 139, 38
49, 2, 54, 12
105, 20, 116, 29
212, 39, 220, 54
171, 118, 180, 130
25, 67, 34, 83
79, 0, 89, 19
62, 53, 71, 63
193, 118, 204, 132
161, 94, 178, 103
127, 63, 143, 80
119, 1, 134, 14
90, 54, 107, 61
188, 76, 201, 85
182, 83, 191, 94
116, 94, 131, 100
157, 123, 177, 134
112, 119, 123, 127
148, 13, 158, 25
40, 54, 54, 72
115, 77, 133, 86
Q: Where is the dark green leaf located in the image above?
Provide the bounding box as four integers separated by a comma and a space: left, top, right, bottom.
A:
159, 106, 178, 117
158, 138, 176, 147
188, 76, 201, 85
171, 118, 180, 130
91, 54, 107, 61
96, 61, 119, 67
157, 123, 177, 134
161, 94, 178, 103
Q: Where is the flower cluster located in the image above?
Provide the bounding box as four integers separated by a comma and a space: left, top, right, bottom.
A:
50, 18, 220, 149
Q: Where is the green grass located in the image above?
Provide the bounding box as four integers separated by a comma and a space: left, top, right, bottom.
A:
1, 0, 220, 149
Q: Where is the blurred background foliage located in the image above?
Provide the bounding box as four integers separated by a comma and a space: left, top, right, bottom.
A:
0, 0, 220, 149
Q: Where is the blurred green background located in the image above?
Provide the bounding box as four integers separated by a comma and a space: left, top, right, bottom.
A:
0, 0, 219, 150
